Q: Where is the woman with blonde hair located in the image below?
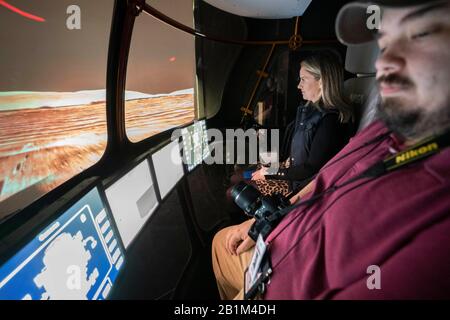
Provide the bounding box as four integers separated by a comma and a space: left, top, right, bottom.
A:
251, 50, 354, 195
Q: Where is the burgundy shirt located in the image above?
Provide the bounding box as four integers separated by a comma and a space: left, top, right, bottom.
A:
264, 121, 450, 299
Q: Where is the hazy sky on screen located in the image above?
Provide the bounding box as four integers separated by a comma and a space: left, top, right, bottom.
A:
0, 0, 195, 94
127, 0, 195, 94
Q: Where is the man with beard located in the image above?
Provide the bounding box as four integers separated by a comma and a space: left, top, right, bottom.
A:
212, 0, 450, 299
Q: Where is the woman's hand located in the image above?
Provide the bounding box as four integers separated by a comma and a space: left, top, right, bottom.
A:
289, 179, 316, 204
251, 167, 268, 181
225, 219, 256, 255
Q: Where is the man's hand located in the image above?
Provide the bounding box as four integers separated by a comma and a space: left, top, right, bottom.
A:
251, 167, 268, 181
225, 219, 256, 255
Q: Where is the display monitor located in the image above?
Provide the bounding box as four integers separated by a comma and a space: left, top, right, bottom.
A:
151, 140, 184, 199
199, 120, 210, 161
181, 120, 209, 171
0, 187, 124, 300
105, 160, 158, 249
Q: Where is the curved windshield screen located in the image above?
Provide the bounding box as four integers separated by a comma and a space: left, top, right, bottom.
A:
0, 0, 113, 217
125, 0, 196, 143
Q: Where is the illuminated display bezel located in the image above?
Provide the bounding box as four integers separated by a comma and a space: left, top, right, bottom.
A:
150, 139, 185, 200
103, 157, 160, 250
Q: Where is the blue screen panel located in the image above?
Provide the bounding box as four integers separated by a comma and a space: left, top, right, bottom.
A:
0, 187, 124, 300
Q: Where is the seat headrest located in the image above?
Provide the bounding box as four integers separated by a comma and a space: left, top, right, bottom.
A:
345, 41, 379, 75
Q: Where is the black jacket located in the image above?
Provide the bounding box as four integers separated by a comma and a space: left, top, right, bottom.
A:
267, 104, 352, 190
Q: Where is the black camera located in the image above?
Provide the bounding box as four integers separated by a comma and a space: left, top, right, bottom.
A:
230, 182, 291, 241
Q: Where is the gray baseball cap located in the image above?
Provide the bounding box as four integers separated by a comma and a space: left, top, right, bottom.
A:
335, 0, 441, 45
